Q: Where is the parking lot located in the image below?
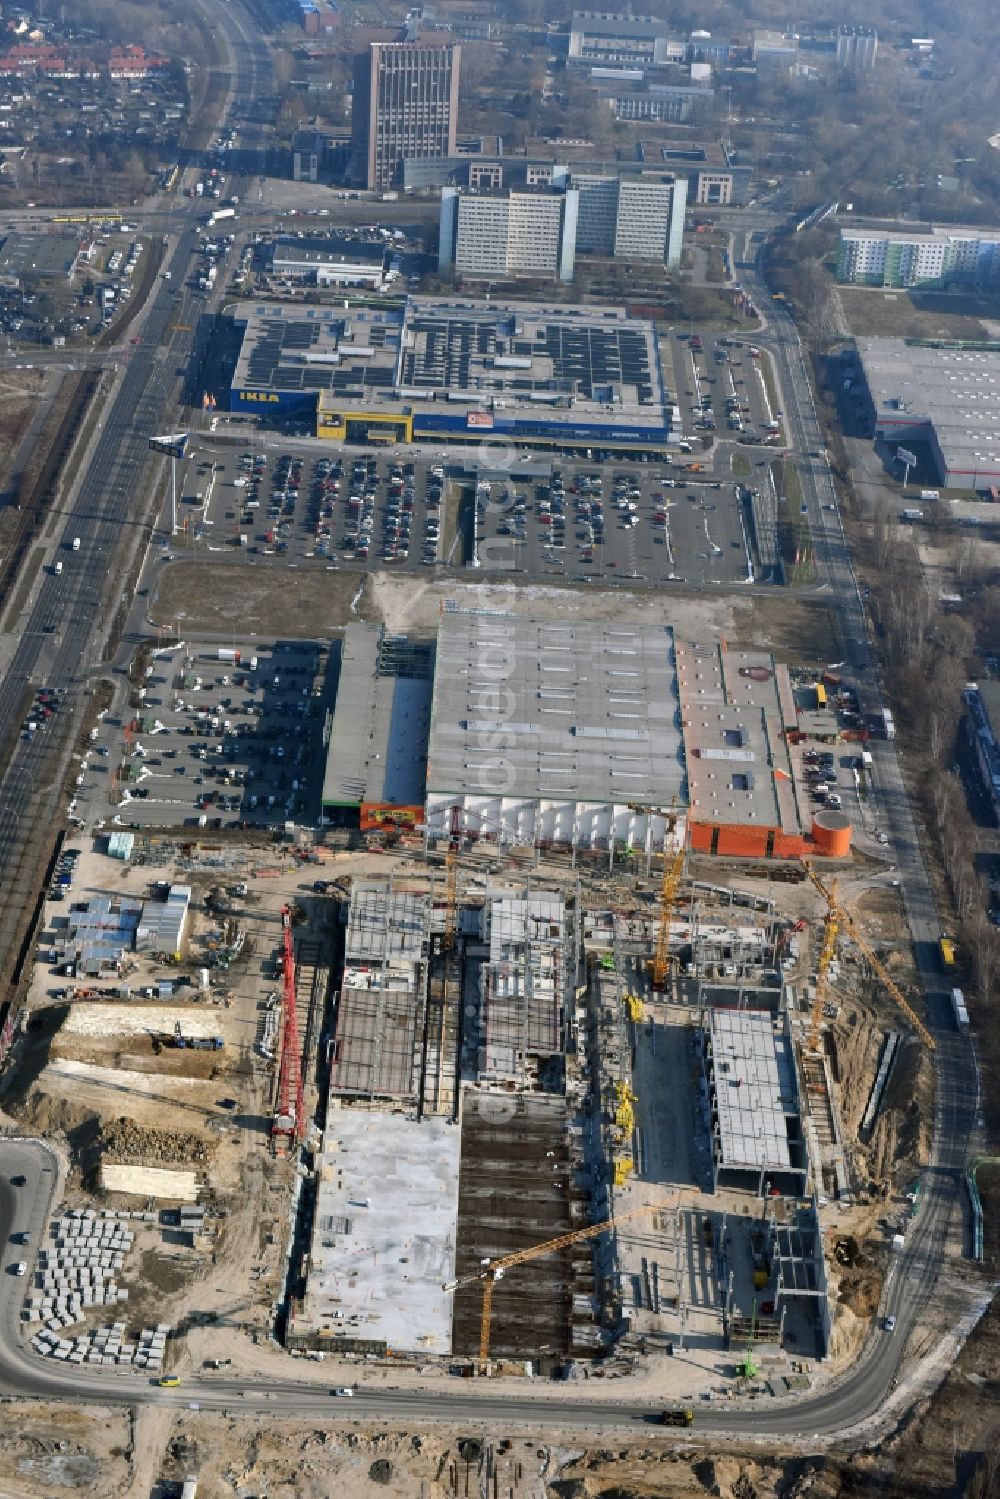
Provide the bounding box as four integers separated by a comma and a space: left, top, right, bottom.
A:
475, 464, 753, 587
170, 323, 795, 589
663, 330, 783, 450
178, 446, 458, 572
78, 639, 333, 834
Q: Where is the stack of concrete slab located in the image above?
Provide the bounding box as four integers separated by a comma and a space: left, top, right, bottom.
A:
29, 1320, 172, 1373
24, 1211, 139, 1331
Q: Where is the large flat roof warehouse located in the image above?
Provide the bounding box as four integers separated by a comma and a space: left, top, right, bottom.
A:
294, 1108, 461, 1355
228, 297, 671, 449
321, 622, 433, 820
398, 299, 663, 425
423, 609, 823, 857
675, 639, 805, 848
231, 302, 405, 415
426, 610, 684, 811
0, 230, 81, 282
856, 336, 1000, 490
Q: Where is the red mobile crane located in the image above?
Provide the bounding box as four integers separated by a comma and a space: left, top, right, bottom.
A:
272, 904, 304, 1145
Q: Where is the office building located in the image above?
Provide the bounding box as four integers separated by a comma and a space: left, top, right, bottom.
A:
752, 29, 798, 66
855, 336, 1000, 492
295, 0, 340, 33
440, 186, 578, 282
573, 171, 686, 267
266, 235, 394, 290
838, 226, 1000, 289
572, 174, 619, 255
695, 171, 733, 206
608, 84, 712, 122
440, 171, 685, 275
292, 129, 322, 183
836, 25, 878, 70
613, 175, 682, 261
689, 29, 731, 64
351, 41, 460, 191
567, 11, 674, 67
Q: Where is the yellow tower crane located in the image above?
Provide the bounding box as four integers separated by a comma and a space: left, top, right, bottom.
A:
807, 893, 839, 1052
802, 863, 936, 1051
443, 1198, 676, 1368
650, 844, 686, 990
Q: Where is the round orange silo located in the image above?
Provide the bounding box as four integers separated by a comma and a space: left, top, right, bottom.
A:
811, 811, 852, 858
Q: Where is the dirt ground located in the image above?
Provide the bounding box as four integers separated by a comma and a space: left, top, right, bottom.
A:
838, 287, 993, 342
152, 561, 842, 666
0, 1400, 875, 1498
0, 367, 48, 455
0, 1404, 132, 1498
7, 1394, 1000, 1499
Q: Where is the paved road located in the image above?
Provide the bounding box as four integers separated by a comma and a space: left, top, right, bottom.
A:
739, 237, 981, 1375
0, 0, 273, 938
0, 1136, 966, 1435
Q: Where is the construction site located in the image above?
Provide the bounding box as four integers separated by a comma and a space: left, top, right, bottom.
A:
280, 831, 934, 1384
0, 661, 937, 1398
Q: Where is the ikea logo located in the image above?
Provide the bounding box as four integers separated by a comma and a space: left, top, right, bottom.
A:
239, 391, 280, 404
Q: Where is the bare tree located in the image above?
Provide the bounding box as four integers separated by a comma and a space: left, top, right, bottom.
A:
871, 499, 898, 572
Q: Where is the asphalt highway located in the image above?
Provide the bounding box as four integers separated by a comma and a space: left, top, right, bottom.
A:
0, 0, 273, 910
739, 234, 981, 1368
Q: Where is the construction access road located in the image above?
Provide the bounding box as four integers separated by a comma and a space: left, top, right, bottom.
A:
0, 1133, 980, 1440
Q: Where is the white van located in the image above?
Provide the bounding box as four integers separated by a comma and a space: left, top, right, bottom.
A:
71, 537, 80, 552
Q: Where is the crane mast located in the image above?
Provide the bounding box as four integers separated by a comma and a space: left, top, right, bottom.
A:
802, 864, 936, 1051
272, 904, 305, 1144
